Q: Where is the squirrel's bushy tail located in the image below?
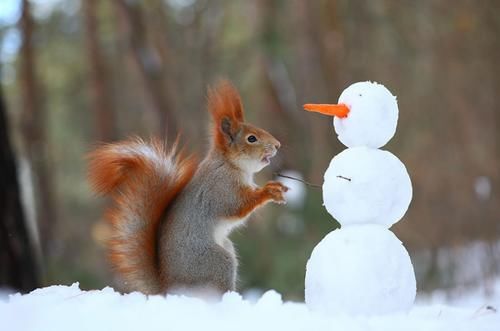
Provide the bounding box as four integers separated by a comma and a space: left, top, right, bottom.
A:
87, 137, 197, 294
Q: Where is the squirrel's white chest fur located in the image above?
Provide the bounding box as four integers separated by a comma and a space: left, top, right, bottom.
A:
213, 218, 246, 247
213, 170, 254, 247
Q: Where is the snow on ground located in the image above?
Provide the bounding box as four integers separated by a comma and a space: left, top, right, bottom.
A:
1, 283, 498, 331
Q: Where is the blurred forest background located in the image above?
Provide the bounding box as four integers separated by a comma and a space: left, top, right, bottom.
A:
0, 0, 499, 300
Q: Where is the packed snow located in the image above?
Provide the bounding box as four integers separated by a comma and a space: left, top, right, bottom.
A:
305, 225, 416, 315
333, 81, 398, 148
322, 147, 412, 227
1, 283, 498, 331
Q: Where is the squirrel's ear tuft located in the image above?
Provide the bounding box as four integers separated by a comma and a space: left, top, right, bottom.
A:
207, 79, 244, 148
207, 79, 244, 124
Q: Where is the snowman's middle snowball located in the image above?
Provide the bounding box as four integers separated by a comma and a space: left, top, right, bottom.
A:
323, 147, 412, 227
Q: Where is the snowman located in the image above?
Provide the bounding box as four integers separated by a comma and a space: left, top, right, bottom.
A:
303, 82, 416, 315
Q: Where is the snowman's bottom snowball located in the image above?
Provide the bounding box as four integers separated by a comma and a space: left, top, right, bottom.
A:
305, 225, 416, 315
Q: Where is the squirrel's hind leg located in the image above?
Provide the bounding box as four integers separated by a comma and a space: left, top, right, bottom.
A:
200, 244, 237, 294
166, 244, 236, 296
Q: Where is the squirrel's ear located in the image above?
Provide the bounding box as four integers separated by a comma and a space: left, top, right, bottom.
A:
220, 116, 236, 143
208, 79, 244, 148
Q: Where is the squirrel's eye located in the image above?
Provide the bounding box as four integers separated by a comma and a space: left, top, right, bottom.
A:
247, 135, 257, 143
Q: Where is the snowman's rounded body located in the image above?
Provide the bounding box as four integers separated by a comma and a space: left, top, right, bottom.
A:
305, 225, 415, 315
304, 81, 416, 315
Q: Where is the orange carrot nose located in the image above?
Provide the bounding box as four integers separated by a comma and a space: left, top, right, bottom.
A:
303, 103, 350, 118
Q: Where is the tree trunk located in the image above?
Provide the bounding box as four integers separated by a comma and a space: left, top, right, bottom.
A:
0, 83, 39, 292
256, 0, 304, 170
292, 0, 336, 183
114, 0, 176, 140
19, 0, 57, 261
83, 0, 116, 142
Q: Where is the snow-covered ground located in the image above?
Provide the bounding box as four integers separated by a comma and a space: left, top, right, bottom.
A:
1, 282, 498, 331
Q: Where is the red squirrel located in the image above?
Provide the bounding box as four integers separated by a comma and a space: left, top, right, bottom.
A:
88, 80, 288, 295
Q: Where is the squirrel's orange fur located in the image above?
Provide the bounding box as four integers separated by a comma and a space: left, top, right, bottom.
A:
88, 138, 197, 293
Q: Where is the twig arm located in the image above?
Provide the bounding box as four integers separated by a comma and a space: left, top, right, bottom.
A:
274, 173, 322, 189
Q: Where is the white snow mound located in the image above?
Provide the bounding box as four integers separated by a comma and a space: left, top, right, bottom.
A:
334, 81, 398, 148
1, 283, 499, 331
323, 147, 412, 227
305, 225, 416, 315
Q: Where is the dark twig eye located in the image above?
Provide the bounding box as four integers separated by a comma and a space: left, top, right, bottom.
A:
247, 135, 257, 143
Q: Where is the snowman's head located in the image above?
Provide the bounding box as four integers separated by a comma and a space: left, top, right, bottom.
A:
304, 81, 398, 148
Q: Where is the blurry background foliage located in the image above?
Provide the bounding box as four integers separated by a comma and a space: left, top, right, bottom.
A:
0, 0, 499, 300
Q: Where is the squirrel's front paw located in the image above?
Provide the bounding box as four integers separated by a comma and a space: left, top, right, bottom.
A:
264, 181, 289, 204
